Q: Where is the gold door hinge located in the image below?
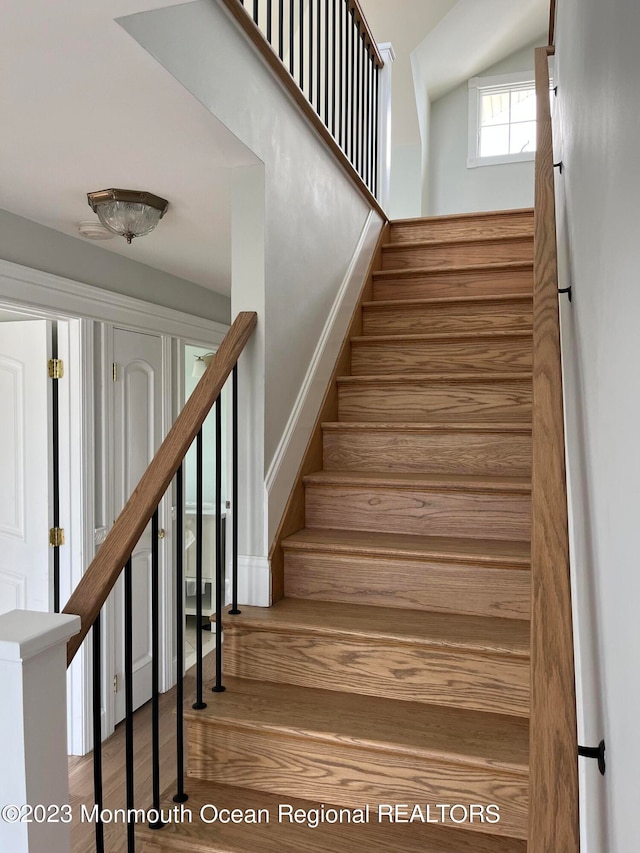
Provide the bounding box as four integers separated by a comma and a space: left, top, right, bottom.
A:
112, 362, 118, 382
49, 527, 65, 547
113, 674, 119, 694
48, 358, 64, 379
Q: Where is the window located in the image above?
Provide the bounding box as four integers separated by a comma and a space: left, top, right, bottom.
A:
467, 72, 536, 168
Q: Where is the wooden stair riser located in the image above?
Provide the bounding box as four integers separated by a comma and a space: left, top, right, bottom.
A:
284, 551, 530, 620
187, 723, 528, 839
304, 482, 531, 541
350, 336, 532, 376
223, 626, 530, 716
323, 427, 532, 477
381, 239, 533, 271
389, 212, 533, 244
362, 298, 533, 336
373, 267, 533, 301
337, 379, 532, 423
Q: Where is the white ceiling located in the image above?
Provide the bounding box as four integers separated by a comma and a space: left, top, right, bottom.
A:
0, 0, 257, 296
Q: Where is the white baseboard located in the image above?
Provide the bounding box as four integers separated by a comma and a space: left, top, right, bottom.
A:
227, 555, 271, 606
265, 211, 383, 543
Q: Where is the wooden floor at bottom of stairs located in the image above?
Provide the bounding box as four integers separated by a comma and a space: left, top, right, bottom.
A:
138, 779, 528, 853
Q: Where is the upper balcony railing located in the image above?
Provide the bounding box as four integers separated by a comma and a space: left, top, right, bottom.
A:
223, 0, 384, 203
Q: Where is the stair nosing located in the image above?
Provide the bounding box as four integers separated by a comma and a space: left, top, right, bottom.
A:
351, 330, 533, 344
321, 421, 532, 433
303, 470, 531, 493
372, 260, 533, 278
390, 207, 534, 226
362, 292, 533, 309
282, 528, 531, 567
382, 234, 534, 251
337, 371, 532, 384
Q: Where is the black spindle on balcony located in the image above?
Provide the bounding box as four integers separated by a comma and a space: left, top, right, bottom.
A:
124, 556, 135, 853
149, 510, 164, 830
173, 465, 188, 804
91, 614, 104, 853
212, 395, 226, 693
192, 429, 206, 711
230, 365, 241, 616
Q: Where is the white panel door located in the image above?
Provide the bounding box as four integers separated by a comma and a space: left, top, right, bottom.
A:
0, 321, 52, 614
112, 328, 163, 723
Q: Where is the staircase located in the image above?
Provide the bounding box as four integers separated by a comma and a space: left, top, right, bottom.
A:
141, 208, 534, 852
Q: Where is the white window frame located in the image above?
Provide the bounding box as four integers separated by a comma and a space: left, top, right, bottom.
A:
467, 71, 536, 168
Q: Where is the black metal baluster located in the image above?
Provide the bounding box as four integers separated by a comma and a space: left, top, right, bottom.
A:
309, 0, 314, 107
92, 614, 104, 853
374, 63, 379, 197
316, 0, 321, 112
212, 395, 226, 694
229, 366, 241, 616
299, 0, 304, 89
192, 429, 206, 711
364, 49, 370, 188
355, 24, 361, 176
267, 0, 272, 43
289, 0, 294, 75
124, 557, 135, 853
149, 509, 164, 830
331, 0, 337, 135
338, 0, 343, 145
324, 0, 329, 124
173, 465, 188, 804
253, 0, 259, 24
278, 0, 284, 60
350, 9, 355, 162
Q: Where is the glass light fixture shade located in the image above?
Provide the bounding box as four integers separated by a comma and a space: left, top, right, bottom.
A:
87, 189, 168, 244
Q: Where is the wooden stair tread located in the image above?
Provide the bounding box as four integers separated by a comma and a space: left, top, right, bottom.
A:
351, 329, 533, 344
363, 292, 533, 309
304, 469, 531, 493
282, 528, 531, 565
219, 599, 530, 656
372, 260, 533, 279
390, 208, 533, 226
322, 421, 532, 433
382, 234, 533, 250
337, 372, 531, 384
138, 779, 527, 853
185, 676, 529, 772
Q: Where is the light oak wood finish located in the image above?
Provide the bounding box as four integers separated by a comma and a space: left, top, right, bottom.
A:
337, 373, 532, 423
322, 422, 532, 476
139, 778, 528, 853
362, 293, 533, 335
528, 46, 579, 852
389, 208, 533, 244
216, 0, 385, 219
63, 312, 257, 664
373, 261, 533, 301
284, 530, 530, 619
268, 224, 389, 601
303, 470, 531, 541
351, 330, 532, 375
185, 678, 528, 838
220, 601, 530, 716
381, 235, 534, 271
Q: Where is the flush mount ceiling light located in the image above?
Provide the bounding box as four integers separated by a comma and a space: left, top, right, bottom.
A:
87, 188, 169, 244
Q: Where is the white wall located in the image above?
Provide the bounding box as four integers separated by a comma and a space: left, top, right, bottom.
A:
428, 37, 545, 215
0, 209, 230, 325
121, 0, 381, 584
554, 0, 640, 850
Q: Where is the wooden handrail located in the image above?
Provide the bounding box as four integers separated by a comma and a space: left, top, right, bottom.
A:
347, 0, 384, 68
528, 46, 579, 852
63, 311, 257, 665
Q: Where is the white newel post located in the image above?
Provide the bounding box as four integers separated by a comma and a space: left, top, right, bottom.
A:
376, 42, 395, 213
0, 610, 81, 853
